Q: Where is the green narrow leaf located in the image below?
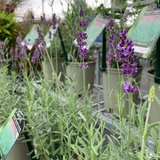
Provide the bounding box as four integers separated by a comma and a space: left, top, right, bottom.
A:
91, 146, 98, 155
78, 111, 86, 122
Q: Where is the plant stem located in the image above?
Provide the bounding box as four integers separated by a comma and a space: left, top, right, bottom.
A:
83, 59, 86, 105
116, 62, 123, 157
107, 67, 112, 112
55, 38, 58, 74
140, 102, 151, 160
127, 92, 132, 160
45, 48, 64, 113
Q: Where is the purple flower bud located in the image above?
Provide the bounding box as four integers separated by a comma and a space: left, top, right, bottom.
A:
131, 85, 138, 94
10, 47, 14, 59
79, 9, 84, 17
123, 80, 131, 94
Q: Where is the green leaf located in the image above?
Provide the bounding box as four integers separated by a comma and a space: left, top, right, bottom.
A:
150, 128, 158, 149
91, 146, 98, 155
155, 95, 160, 106
145, 122, 160, 140
78, 136, 90, 153
78, 111, 86, 122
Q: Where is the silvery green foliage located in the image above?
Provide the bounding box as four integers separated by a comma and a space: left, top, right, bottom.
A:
22, 71, 109, 159
0, 66, 24, 126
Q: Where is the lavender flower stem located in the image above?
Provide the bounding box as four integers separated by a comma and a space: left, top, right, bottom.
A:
116, 61, 123, 156
44, 47, 65, 111
83, 59, 86, 104
107, 67, 112, 111
55, 38, 58, 74
127, 79, 132, 160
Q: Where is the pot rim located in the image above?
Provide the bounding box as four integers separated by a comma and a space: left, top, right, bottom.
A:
147, 70, 155, 78
67, 60, 96, 65
44, 57, 64, 60
104, 66, 143, 72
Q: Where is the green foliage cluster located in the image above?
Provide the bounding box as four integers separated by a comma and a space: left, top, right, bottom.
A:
0, 11, 19, 48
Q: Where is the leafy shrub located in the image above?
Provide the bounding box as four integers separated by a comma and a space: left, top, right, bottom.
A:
0, 11, 19, 49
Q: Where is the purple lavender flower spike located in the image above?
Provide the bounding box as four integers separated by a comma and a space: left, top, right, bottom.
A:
73, 23, 76, 36
30, 12, 34, 20
80, 65, 83, 69
84, 62, 89, 69
53, 32, 57, 37
107, 20, 114, 32
0, 42, 3, 53
131, 85, 138, 94
19, 49, 24, 59
79, 9, 84, 17
123, 80, 131, 94
10, 47, 14, 59
41, 15, 45, 22
14, 47, 19, 61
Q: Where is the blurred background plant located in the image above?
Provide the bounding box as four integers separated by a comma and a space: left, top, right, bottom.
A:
0, 0, 27, 9
46, 36, 64, 58
0, 66, 24, 126
0, 11, 19, 53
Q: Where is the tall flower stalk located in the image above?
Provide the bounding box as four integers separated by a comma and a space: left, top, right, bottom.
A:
76, 9, 89, 100
106, 9, 139, 159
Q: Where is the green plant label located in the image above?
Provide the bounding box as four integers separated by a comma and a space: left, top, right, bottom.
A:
45, 24, 59, 48
22, 25, 39, 50
74, 14, 109, 50
127, 6, 160, 58
0, 109, 24, 160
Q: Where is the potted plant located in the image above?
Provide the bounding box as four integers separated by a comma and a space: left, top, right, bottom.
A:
102, 9, 143, 114
38, 13, 66, 82
0, 67, 32, 160
64, 9, 96, 95
42, 32, 65, 82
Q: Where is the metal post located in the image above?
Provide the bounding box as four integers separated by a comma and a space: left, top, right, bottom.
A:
57, 27, 68, 65
23, 132, 37, 160
154, 37, 160, 84
100, 27, 106, 72
96, 48, 101, 85
98, 49, 101, 84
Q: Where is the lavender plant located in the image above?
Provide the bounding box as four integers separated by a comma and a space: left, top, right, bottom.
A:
106, 9, 140, 159
21, 67, 110, 159
9, 32, 36, 77
61, 0, 95, 61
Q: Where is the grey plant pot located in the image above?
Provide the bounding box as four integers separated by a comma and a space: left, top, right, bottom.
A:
42, 58, 65, 82
66, 61, 96, 94
102, 67, 143, 114
6, 136, 31, 160
148, 71, 160, 123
